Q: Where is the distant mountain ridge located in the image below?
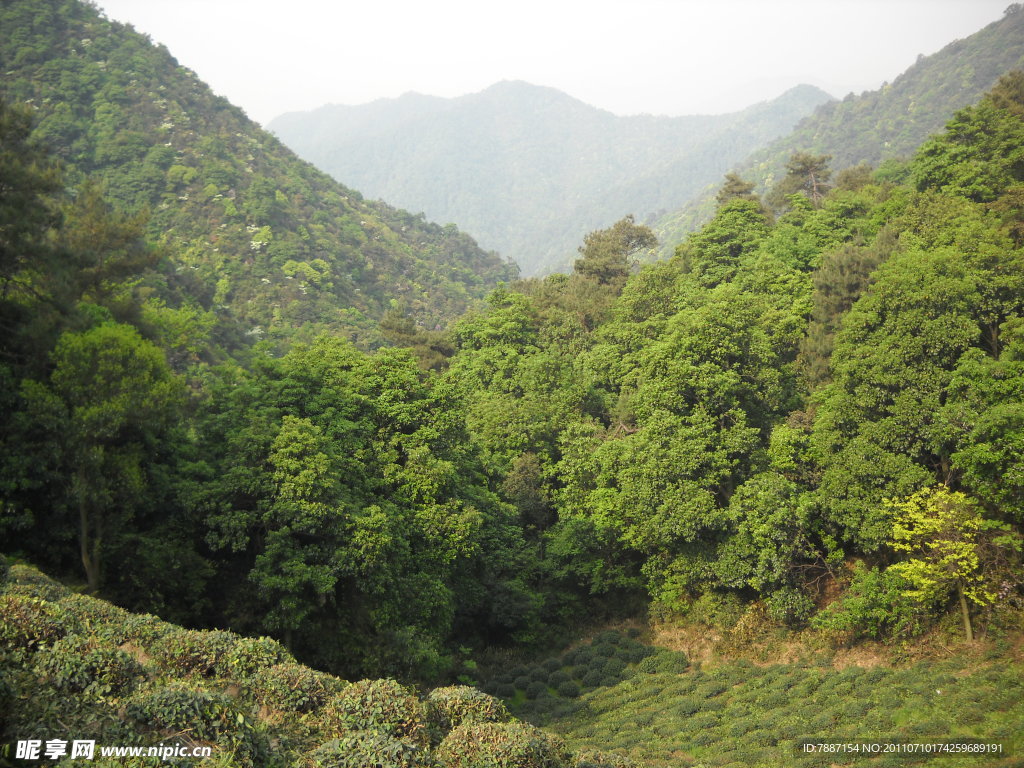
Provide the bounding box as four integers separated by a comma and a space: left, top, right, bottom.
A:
656, 3, 1024, 245
269, 81, 833, 275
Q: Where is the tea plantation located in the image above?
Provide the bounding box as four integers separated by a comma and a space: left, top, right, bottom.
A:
480, 630, 1024, 768
0, 560, 640, 767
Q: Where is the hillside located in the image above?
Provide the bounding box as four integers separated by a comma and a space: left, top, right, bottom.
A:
657, 3, 1024, 245
0, 559, 637, 768
0, 0, 517, 343
268, 81, 831, 275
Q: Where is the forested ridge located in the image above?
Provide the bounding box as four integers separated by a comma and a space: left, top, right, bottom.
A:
2, 0, 1024, 765
657, 2, 1024, 249
0, 0, 516, 349
269, 81, 831, 277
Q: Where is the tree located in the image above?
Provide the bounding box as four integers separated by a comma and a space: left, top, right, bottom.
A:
27, 323, 183, 592
888, 485, 1021, 642
715, 172, 758, 206
768, 152, 832, 209
573, 215, 656, 289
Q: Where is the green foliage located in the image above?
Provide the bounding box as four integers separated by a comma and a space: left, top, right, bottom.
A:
318, 678, 428, 748
33, 634, 142, 695
249, 662, 346, 714
426, 685, 511, 743
305, 732, 431, 768
436, 721, 574, 768
0, 594, 74, 650
812, 562, 922, 640
124, 683, 266, 765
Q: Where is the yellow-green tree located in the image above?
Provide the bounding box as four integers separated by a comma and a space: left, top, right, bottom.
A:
888, 485, 1020, 642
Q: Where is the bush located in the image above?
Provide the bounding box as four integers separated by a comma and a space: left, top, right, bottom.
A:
0, 554, 8, 587
151, 628, 239, 677
525, 680, 547, 699
548, 670, 570, 687
318, 678, 427, 748
249, 662, 346, 713
581, 670, 604, 689
305, 731, 430, 768
5, 565, 71, 601
0, 594, 75, 650
125, 682, 265, 766
514, 675, 531, 690
34, 635, 143, 695
574, 748, 640, 767
495, 683, 516, 699
426, 685, 510, 743
601, 658, 626, 678
542, 657, 562, 673
556, 681, 580, 699
219, 635, 292, 679
436, 722, 573, 768
765, 587, 816, 627
591, 642, 616, 659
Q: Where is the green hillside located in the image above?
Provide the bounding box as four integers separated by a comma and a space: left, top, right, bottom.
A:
657, 3, 1024, 247
0, 560, 637, 768
268, 81, 831, 276
0, 0, 516, 344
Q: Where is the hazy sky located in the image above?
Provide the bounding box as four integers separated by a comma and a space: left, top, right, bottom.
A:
95, 0, 1011, 125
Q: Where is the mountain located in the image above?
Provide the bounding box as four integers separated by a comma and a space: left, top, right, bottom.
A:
0, 0, 517, 344
657, 3, 1024, 244
268, 81, 832, 275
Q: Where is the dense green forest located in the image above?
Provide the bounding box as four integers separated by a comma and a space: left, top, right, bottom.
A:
2, 0, 1024, 765
269, 81, 830, 276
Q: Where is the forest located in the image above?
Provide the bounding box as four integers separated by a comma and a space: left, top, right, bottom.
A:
1, 0, 1024, 766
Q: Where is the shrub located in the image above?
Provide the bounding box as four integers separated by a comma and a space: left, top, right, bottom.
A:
514, 675, 531, 690
34, 635, 143, 695
0, 594, 74, 650
151, 628, 239, 677
435, 721, 573, 768
765, 587, 816, 627
56, 593, 131, 639
125, 682, 265, 766
591, 642, 616, 659
318, 678, 427, 748
601, 658, 626, 678
0, 554, 8, 587
5, 565, 71, 601
556, 681, 580, 699
525, 680, 547, 699
595, 631, 622, 646
529, 666, 549, 683
574, 748, 640, 767
548, 670, 570, 687
219, 635, 292, 679
249, 662, 346, 713
542, 657, 562, 673
495, 683, 516, 699
581, 670, 604, 689
426, 685, 510, 743
305, 731, 430, 768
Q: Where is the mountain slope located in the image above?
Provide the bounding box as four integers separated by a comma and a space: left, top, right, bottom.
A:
0, 0, 516, 343
269, 81, 832, 275
657, 3, 1024, 244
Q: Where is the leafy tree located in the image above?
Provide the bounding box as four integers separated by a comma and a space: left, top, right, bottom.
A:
768, 152, 832, 210
24, 323, 184, 592
887, 485, 1021, 642
573, 215, 656, 290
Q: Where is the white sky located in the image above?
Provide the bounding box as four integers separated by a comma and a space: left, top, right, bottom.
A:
95, 0, 1011, 125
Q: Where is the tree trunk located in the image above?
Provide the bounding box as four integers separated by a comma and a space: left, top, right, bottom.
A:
79, 500, 99, 594
958, 584, 974, 643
